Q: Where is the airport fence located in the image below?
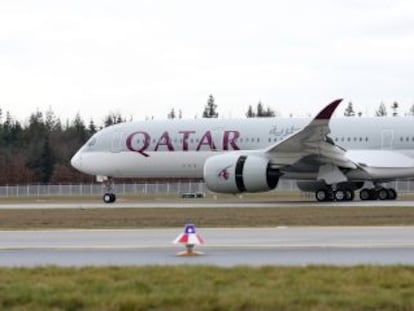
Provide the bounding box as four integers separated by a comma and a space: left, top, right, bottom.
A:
0, 180, 412, 198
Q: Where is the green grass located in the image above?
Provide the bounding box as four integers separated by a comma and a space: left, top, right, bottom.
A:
1, 207, 414, 229
0, 266, 413, 310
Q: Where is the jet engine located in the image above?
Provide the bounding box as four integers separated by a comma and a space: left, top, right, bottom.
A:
203, 154, 280, 193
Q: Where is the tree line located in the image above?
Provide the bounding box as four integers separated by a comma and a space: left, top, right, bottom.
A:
168, 95, 277, 119
344, 101, 412, 117
172, 95, 414, 119
0, 109, 128, 185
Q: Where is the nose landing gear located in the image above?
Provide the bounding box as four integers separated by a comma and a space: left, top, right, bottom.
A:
99, 176, 116, 204
103, 192, 116, 203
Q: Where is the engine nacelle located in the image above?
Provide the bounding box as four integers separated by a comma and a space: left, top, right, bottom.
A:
203, 154, 280, 193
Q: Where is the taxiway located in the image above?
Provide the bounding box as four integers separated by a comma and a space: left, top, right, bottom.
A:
0, 227, 413, 266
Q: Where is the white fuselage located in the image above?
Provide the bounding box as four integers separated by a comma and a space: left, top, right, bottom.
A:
71, 117, 414, 181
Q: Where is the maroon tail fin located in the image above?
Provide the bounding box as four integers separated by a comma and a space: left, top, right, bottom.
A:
315, 99, 343, 120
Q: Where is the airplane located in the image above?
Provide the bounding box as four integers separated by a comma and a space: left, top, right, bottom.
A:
71, 99, 414, 203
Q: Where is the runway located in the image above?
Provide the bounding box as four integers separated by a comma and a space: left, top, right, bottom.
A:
0, 227, 413, 266
0, 199, 414, 209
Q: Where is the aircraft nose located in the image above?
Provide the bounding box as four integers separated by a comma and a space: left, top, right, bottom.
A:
70, 151, 82, 171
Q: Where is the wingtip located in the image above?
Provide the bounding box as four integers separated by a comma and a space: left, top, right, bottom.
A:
315, 99, 343, 120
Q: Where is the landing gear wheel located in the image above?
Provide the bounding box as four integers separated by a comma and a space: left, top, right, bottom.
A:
102, 176, 116, 203
103, 193, 116, 203
387, 188, 397, 200
359, 188, 371, 201
344, 189, 355, 201
315, 189, 328, 202
377, 188, 389, 200
334, 190, 346, 201
368, 189, 378, 200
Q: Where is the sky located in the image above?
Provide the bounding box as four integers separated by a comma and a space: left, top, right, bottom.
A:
1, 0, 414, 124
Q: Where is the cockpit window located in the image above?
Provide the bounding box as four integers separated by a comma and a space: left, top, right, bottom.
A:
87, 137, 97, 147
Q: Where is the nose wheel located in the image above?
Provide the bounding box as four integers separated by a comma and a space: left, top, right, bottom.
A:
103, 193, 116, 203
101, 176, 117, 203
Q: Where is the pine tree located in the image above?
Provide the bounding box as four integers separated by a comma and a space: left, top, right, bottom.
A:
256, 101, 265, 117
344, 102, 355, 117
72, 113, 88, 141
246, 105, 256, 118
391, 101, 399, 117
104, 115, 114, 127
2, 112, 21, 146
202, 94, 218, 118
88, 119, 97, 135
38, 135, 55, 183
376, 102, 387, 117
45, 107, 58, 132
28, 110, 46, 139
167, 108, 176, 119
104, 112, 125, 127
264, 107, 275, 117
116, 114, 123, 124
254, 101, 275, 117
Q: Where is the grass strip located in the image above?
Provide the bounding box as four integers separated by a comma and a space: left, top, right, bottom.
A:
0, 266, 413, 311
0, 207, 414, 229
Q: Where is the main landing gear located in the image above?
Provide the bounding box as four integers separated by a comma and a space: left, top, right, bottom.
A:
359, 187, 397, 201
315, 188, 355, 202
102, 176, 116, 203
315, 186, 397, 202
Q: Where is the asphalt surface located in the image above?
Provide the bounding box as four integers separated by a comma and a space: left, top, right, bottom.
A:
0, 200, 413, 209
0, 227, 413, 266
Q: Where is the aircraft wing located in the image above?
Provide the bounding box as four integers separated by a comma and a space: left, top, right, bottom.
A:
265, 99, 358, 182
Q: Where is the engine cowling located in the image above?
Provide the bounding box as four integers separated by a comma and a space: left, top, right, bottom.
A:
203, 154, 280, 193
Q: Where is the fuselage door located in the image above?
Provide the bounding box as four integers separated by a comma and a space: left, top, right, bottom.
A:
111, 130, 124, 153
381, 129, 394, 150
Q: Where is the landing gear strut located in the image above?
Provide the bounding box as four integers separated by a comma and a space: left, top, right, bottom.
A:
102, 176, 116, 203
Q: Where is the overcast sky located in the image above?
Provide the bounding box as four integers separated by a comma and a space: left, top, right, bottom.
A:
1, 0, 414, 124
